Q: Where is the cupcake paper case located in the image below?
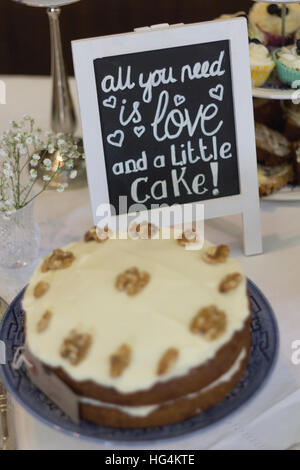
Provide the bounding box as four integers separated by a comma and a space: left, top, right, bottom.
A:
273, 45, 300, 87
249, 42, 275, 87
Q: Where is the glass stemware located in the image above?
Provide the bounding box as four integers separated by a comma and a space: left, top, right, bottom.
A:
12, 1, 86, 188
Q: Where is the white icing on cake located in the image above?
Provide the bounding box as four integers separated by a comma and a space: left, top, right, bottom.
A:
79, 349, 247, 417
23, 234, 249, 394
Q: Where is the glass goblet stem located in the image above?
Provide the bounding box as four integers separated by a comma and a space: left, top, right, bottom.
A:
47, 7, 76, 134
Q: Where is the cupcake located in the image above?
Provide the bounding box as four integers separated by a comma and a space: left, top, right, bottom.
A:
249, 3, 300, 47
249, 39, 275, 87
273, 42, 300, 86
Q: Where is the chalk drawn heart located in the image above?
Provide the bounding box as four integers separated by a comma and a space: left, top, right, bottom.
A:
174, 94, 186, 107
103, 95, 117, 109
209, 84, 224, 102
107, 130, 124, 148
134, 126, 146, 138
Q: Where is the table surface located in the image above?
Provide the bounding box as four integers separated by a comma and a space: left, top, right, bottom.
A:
1, 75, 300, 450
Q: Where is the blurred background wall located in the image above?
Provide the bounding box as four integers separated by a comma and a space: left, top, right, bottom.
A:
0, 0, 252, 75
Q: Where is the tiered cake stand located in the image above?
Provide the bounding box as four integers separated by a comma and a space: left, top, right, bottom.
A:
252, 1, 300, 200
252, 0, 299, 99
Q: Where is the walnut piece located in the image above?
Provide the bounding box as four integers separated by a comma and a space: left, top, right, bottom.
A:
60, 330, 92, 366
116, 267, 150, 296
128, 221, 158, 240
37, 310, 52, 333
33, 281, 50, 299
110, 344, 131, 378
157, 348, 179, 375
190, 306, 227, 341
84, 226, 110, 243
202, 245, 230, 264
177, 228, 198, 247
41, 249, 75, 273
219, 273, 243, 293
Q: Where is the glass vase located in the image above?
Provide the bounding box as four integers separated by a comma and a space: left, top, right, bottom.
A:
0, 201, 40, 269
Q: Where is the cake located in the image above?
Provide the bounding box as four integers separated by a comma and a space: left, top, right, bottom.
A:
216, 11, 265, 44
22, 226, 251, 428
249, 3, 300, 47
292, 141, 300, 184
255, 122, 292, 166
253, 98, 285, 132
258, 163, 294, 197
283, 102, 300, 142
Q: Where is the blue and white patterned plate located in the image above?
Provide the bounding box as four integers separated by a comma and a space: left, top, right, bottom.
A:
0, 280, 278, 443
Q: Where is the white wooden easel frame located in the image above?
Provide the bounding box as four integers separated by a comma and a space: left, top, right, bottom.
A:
72, 18, 262, 256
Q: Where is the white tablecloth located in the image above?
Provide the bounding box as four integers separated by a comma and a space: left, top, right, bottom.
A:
1, 75, 300, 450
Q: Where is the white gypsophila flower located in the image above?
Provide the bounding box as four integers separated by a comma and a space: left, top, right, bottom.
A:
30, 159, 38, 167
82, 153, 86, 160
69, 170, 77, 180
26, 137, 33, 145
65, 159, 74, 170
43, 158, 52, 168
0, 149, 8, 158
30, 169, 37, 180
4, 199, 13, 207
56, 133, 64, 139
18, 145, 27, 156
43, 175, 51, 182
48, 145, 55, 154
57, 139, 66, 148
22, 114, 30, 121
56, 184, 65, 193
32, 153, 40, 161
3, 161, 11, 170
3, 168, 13, 178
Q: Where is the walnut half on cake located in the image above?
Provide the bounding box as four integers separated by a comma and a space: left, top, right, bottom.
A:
22, 229, 251, 428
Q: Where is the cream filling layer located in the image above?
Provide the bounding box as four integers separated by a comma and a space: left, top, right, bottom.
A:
23, 236, 249, 394
79, 348, 247, 418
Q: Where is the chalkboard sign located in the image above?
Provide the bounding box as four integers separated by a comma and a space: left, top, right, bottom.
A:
93, 40, 239, 214
72, 19, 262, 255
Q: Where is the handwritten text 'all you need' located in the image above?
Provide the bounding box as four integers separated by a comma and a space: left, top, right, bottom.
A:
99, 49, 235, 204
